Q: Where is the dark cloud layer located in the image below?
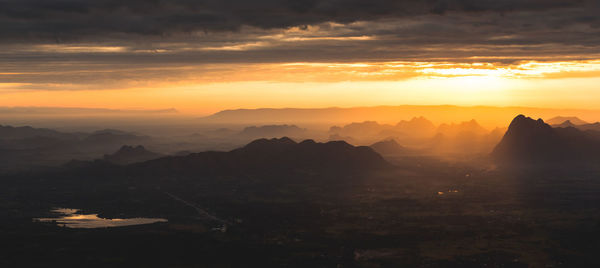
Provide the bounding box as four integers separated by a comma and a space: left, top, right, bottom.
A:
1, 0, 600, 88
0, 0, 597, 41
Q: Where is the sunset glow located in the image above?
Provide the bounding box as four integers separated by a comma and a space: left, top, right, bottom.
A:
2, 59, 600, 114
1, 1, 600, 115
4, 2, 600, 266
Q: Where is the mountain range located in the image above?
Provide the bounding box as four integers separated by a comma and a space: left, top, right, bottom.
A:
199, 105, 600, 129
551, 120, 600, 132
0, 125, 83, 140
370, 139, 408, 156
129, 137, 390, 176
103, 145, 163, 165
238, 125, 307, 139
0, 125, 153, 171
546, 116, 589, 126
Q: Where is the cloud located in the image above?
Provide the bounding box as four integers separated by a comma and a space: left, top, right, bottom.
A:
1, 0, 600, 89
0, 0, 596, 42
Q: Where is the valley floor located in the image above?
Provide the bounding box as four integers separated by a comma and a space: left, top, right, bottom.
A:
1, 159, 600, 267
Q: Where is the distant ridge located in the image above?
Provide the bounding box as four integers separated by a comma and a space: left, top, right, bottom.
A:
552, 120, 600, 132
546, 116, 588, 126
436, 119, 487, 136
396, 116, 436, 135
0, 107, 178, 115
578, 122, 600, 132
330, 117, 436, 139
0, 124, 78, 140
370, 139, 407, 156
199, 105, 600, 128
103, 145, 162, 165
552, 120, 577, 128
239, 125, 306, 138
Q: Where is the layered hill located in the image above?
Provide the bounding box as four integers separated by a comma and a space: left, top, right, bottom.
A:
0, 125, 82, 140
546, 116, 588, 126
238, 125, 307, 139
370, 139, 407, 156
103, 145, 163, 165
198, 105, 600, 129
552, 120, 577, 128
131, 137, 390, 176
0, 124, 154, 171
552, 120, 600, 133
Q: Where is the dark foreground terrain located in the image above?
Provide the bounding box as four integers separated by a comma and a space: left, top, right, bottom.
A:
2, 163, 600, 267
1, 136, 600, 267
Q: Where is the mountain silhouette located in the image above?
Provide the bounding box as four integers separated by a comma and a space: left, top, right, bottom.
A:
436, 119, 487, 136
0, 125, 81, 140
103, 145, 162, 165
329, 117, 436, 145
370, 139, 407, 156
395, 116, 436, 135
132, 137, 390, 176
198, 105, 600, 128
238, 125, 307, 139
546, 116, 588, 126
82, 130, 151, 149
492, 115, 600, 164
552, 120, 577, 128
552, 121, 600, 133
423, 119, 496, 155
329, 121, 391, 138
0, 124, 156, 171
578, 122, 600, 132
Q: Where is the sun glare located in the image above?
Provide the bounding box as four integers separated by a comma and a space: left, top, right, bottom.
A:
444, 75, 508, 92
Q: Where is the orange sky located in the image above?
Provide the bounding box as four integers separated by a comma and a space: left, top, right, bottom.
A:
2, 60, 600, 115
2, 3, 600, 115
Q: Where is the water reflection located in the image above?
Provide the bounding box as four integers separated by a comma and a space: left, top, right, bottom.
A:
35, 208, 167, 228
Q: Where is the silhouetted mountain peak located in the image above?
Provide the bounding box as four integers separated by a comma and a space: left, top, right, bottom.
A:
493, 114, 600, 164
0, 124, 75, 140
437, 119, 487, 136
370, 139, 407, 156
103, 145, 162, 165
463, 119, 482, 127
397, 116, 434, 126
546, 116, 588, 126
116, 145, 148, 153
239, 125, 306, 138
243, 137, 297, 149
137, 137, 390, 176
505, 115, 552, 136
395, 116, 436, 134
511, 114, 544, 127
371, 139, 400, 147
239, 138, 388, 171
493, 115, 556, 163
92, 129, 131, 135
83, 129, 150, 146
323, 140, 354, 148
553, 120, 576, 128
299, 139, 317, 145
329, 121, 391, 136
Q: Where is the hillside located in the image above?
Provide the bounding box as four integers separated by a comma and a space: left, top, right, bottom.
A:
103, 145, 163, 165
132, 137, 390, 176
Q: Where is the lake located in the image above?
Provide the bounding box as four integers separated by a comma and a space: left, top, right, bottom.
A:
34, 208, 168, 228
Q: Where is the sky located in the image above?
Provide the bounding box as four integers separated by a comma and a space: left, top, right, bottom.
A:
1, 0, 600, 115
